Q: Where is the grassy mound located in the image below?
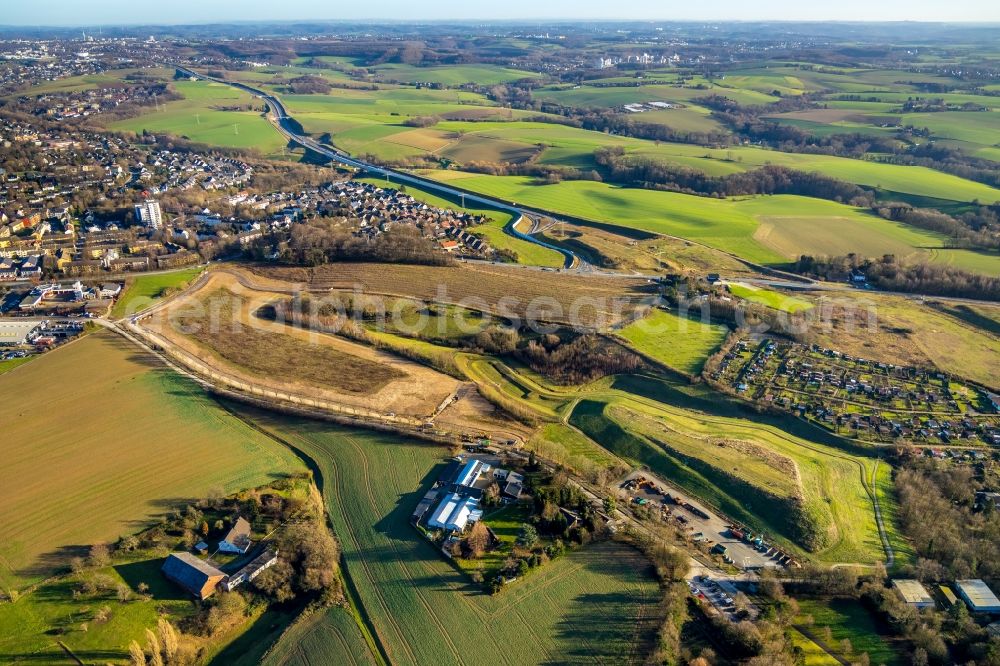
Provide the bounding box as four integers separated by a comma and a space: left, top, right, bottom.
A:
570, 399, 834, 552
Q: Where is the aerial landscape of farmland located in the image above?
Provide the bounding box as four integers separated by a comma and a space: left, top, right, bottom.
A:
1, 7, 999, 666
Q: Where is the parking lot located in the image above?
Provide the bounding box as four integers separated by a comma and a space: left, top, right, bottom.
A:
689, 575, 759, 621
620, 470, 787, 571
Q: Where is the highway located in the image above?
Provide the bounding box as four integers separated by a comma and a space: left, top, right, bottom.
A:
172, 66, 1000, 308
174, 66, 583, 270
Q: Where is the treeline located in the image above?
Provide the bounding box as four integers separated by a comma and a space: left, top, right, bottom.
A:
875, 202, 1000, 251
894, 460, 1000, 581
287, 75, 332, 94
794, 254, 1000, 301
702, 93, 1000, 192
532, 104, 732, 146
473, 327, 643, 385
245, 218, 452, 267
518, 334, 643, 384
594, 146, 873, 204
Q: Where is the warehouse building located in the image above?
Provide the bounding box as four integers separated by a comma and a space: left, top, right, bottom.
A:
426, 492, 483, 532
456, 459, 488, 487
956, 580, 1000, 613
0, 321, 40, 346
892, 579, 935, 608
940, 585, 960, 607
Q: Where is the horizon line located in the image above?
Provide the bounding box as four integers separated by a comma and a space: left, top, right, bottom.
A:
2, 18, 1000, 29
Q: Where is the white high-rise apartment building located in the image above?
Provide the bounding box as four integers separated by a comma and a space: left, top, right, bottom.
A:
134, 200, 163, 230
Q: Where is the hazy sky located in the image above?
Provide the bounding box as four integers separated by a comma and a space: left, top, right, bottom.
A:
2, 0, 997, 26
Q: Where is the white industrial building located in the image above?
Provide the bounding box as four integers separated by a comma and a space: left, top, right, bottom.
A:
892, 579, 935, 608
426, 492, 483, 532
0, 320, 41, 346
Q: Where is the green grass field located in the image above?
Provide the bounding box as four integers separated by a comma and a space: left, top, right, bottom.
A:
420, 171, 1000, 273
790, 628, 842, 665
0, 559, 193, 664
238, 407, 663, 666
111, 81, 288, 157
456, 351, 896, 564
534, 81, 778, 108
371, 63, 542, 86
0, 356, 35, 375
528, 422, 626, 477
0, 332, 305, 591
619, 308, 730, 375
724, 283, 815, 313
10, 68, 173, 95
110, 266, 204, 318
795, 598, 902, 666
567, 376, 891, 563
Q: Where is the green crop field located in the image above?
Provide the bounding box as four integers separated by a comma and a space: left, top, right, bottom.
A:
262, 606, 379, 666
0, 332, 305, 590
239, 407, 664, 666
619, 308, 730, 375
795, 598, 902, 666
371, 63, 542, 86
110, 266, 204, 318
111, 80, 288, 157
724, 283, 815, 313
418, 171, 1000, 274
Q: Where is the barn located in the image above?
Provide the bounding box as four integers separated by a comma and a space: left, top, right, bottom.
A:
161, 552, 226, 600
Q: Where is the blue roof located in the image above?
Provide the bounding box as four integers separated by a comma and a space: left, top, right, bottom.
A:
456, 460, 482, 487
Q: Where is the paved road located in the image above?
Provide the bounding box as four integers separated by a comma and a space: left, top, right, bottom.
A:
174, 65, 584, 271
